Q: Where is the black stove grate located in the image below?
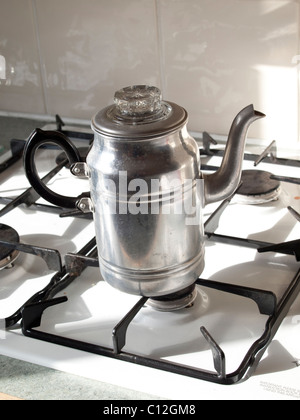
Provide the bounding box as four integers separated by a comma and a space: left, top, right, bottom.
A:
1, 127, 300, 384
18, 241, 300, 385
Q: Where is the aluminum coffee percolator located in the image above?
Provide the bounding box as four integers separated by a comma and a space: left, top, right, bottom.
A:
23, 85, 265, 310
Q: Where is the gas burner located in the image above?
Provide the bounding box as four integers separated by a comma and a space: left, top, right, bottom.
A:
0, 224, 20, 269
147, 284, 197, 311
235, 169, 281, 204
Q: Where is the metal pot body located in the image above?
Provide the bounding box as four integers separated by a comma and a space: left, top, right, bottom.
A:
86, 125, 205, 297
22, 84, 264, 300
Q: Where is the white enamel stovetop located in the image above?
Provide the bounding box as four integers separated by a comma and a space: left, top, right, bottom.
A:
0, 138, 299, 400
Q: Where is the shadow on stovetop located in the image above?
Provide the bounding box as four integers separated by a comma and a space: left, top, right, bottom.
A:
20, 233, 78, 262
254, 340, 297, 376
247, 208, 298, 245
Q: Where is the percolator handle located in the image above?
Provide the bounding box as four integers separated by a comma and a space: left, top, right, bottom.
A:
23, 128, 86, 209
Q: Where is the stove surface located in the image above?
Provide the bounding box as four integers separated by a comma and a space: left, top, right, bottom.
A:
0, 127, 300, 400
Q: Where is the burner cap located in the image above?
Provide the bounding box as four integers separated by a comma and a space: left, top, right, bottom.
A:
0, 224, 20, 269
147, 284, 197, 311
235, 170, 280, 204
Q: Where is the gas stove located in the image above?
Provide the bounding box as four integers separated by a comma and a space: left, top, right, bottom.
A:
0, 120, 300, 400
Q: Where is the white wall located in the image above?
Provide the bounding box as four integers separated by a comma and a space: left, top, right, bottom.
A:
0, 0, 299, 147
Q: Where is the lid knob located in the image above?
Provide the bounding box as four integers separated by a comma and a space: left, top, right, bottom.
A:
114, 85, 162, 117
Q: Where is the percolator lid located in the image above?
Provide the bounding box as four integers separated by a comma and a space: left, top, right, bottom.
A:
91, 85, 187, 139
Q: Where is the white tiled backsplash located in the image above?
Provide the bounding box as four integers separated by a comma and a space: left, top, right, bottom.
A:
0, 0, 299, 148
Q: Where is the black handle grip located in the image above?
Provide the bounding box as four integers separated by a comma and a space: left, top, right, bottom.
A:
23, 128, 83, 209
